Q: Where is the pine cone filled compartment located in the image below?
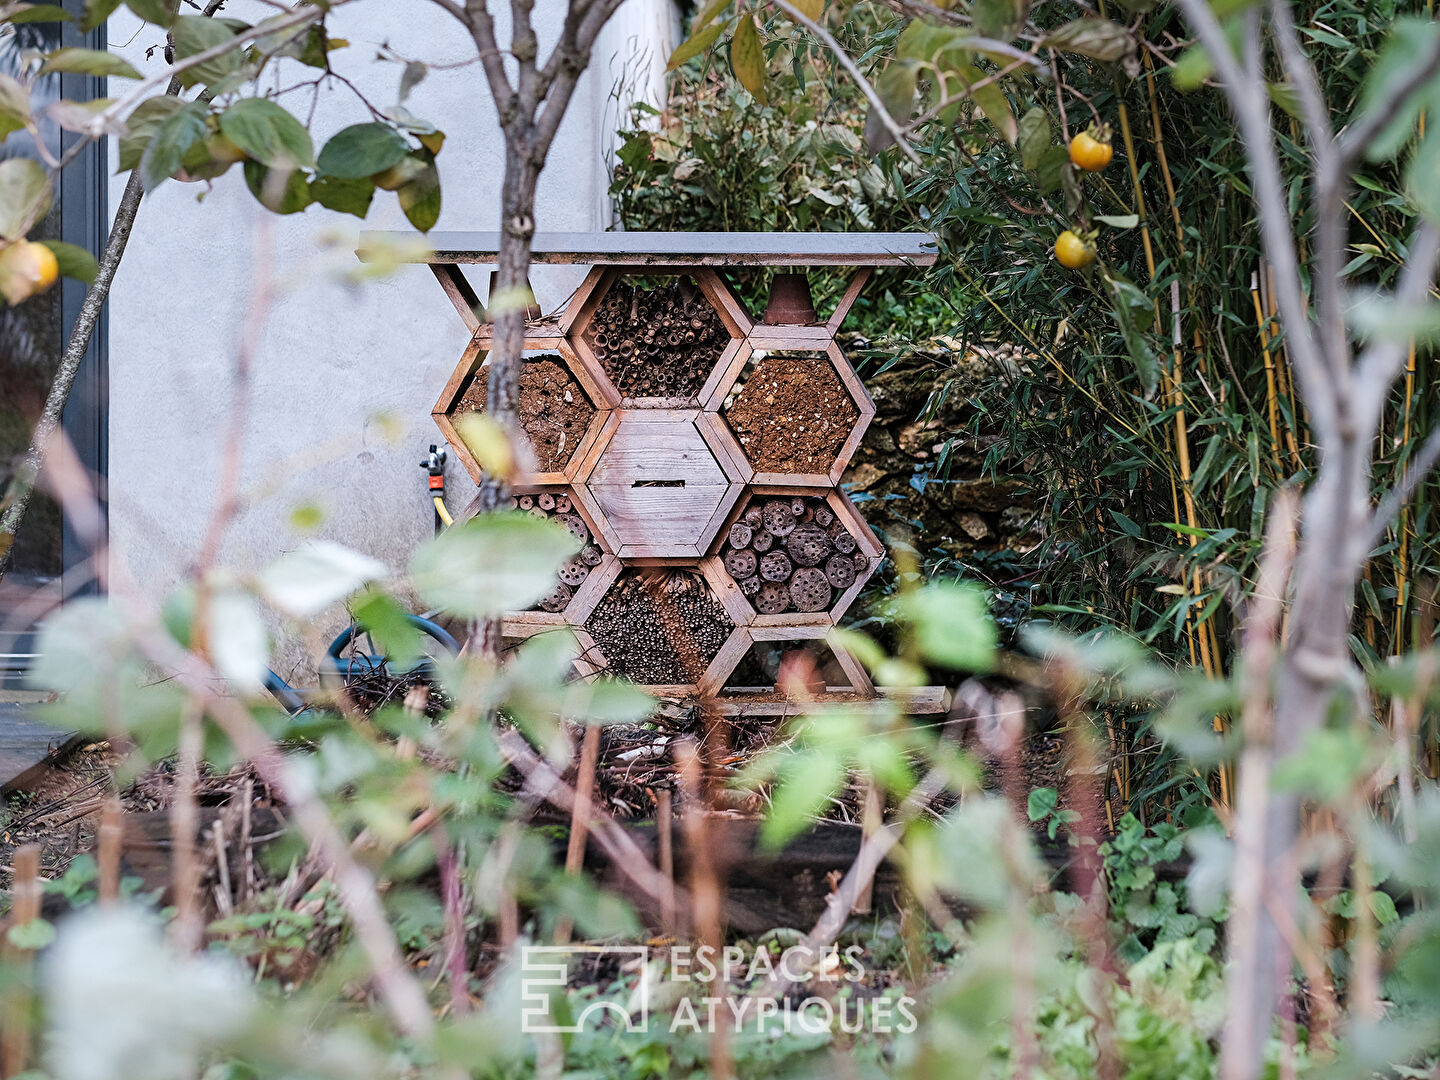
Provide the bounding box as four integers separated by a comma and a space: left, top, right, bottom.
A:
569, 269, 747, 408
582, 567, 744, 692
704, 488, 883, 626
718, 343, 873, 485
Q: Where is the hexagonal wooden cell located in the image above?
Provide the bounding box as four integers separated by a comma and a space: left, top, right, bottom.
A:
704, 486, 883, 627
572, 409, 746, 560
581, 566, 747, 695
453, 484, 617, 632
701, 625, 875, 700
433, 338, 611, 485
712, 341, 874, 486
565, 267, 751, 408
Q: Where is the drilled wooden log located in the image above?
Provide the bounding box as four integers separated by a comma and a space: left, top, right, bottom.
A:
762, 500, 797, 537
813, 506, 834, 527
581, 543, 604, 567
518, 495, 534, 511
724, 548, 758, 579
825, 553, 856, 589
786, 523, 832, 567
743, 506, 764, 529
759, 550, 793, 582
751, 530, 774, 553
755, 582, 790, 614
789, 568, 832, 612
556, 513, 590, 542
538, 493, 556, 511
790, 498, 806, 517
558, 559, 590, 586
739, 575, 761, 596
539, 581, 574, 612
729, 522, 753, 549
555, 494, 572, 513
832, 529, 857, 554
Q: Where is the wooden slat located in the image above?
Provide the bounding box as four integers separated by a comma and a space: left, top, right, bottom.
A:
360, 231, 940, 267
429, 264, 486, 332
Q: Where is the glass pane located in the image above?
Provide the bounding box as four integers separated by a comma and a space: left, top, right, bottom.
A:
0, 21, 65, 682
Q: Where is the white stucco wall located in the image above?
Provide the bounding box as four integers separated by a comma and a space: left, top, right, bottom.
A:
105, 1, 676, 672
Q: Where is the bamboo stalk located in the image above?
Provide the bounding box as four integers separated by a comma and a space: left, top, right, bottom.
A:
1252, 271, 1285, 470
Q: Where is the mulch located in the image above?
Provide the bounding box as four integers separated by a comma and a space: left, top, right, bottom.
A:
725, 351, 860, 474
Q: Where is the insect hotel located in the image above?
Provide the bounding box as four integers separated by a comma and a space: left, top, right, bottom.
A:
378, 232, 941, 712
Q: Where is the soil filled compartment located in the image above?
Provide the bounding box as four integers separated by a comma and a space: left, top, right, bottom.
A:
724, 351, 859, 475
456, 357, 595, 474
718, 495, 864, 615
584, 569, 734, 684
583, 276, 727, 400
508, 491, 604, 612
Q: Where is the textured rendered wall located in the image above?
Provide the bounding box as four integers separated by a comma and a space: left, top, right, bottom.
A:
104, 0, 675, 676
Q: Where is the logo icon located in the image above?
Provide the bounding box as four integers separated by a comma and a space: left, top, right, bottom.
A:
520, 945, 652, 1034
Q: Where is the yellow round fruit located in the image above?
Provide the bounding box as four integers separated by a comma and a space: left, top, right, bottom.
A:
1054, 230, 1097, 270
1069, 130, 1114, 172
28, 241, 58, 291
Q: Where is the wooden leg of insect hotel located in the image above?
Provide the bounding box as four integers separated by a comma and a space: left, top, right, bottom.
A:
555, 724, 603, 945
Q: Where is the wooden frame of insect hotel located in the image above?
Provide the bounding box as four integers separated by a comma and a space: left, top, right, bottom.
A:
366, 231, 942, 712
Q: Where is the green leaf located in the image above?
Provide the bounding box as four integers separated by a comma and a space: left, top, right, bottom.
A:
171, 14, 244, 86
312, 174, 375, 218
690, 0, 731, 33
1171, 43, 1212, 90
125, 0, 179, 25
730, 14, 767, 104
1026, 786, 1059, 821
1034, 144, 1070, 193
1266, 81, 1303, 119
666, 19, 727, 71
1405, 133, 1440, 224
6, 918, 55, 950
316, 122, 409, 179
117, 95, 182, 172
0, 73, 30, 141
1368, 890, 1399, 926
761, 749, 845, 849
38, 240, 98, 283
1095, 213, 1139, 228
898, 20, 971, 62
409, 512, 581, 618
257, 540, 386, 618
1357, 17, 1440, 161
1044, 18, 1134, 63
139, 99, 206, 189
219, 98, 313, 169
351, 589, 423, 669
0, 157, 52, 241
242, 158, 311, 215
206, 587, 268, 694
9, 4, 71, 22
40, 47, 140, 79
894, 581, 998, 671
957, 63, 1016, 143
972, 0, 1027, 39
398, 157, 441, 232
81, 0, 123, 32
1018, 106, 1049, 170
865, 60, 916, 151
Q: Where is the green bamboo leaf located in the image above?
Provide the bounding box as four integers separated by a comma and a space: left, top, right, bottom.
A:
730, 14, 767, 104
666, 20, 727, 72
689, 0, 731, 33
